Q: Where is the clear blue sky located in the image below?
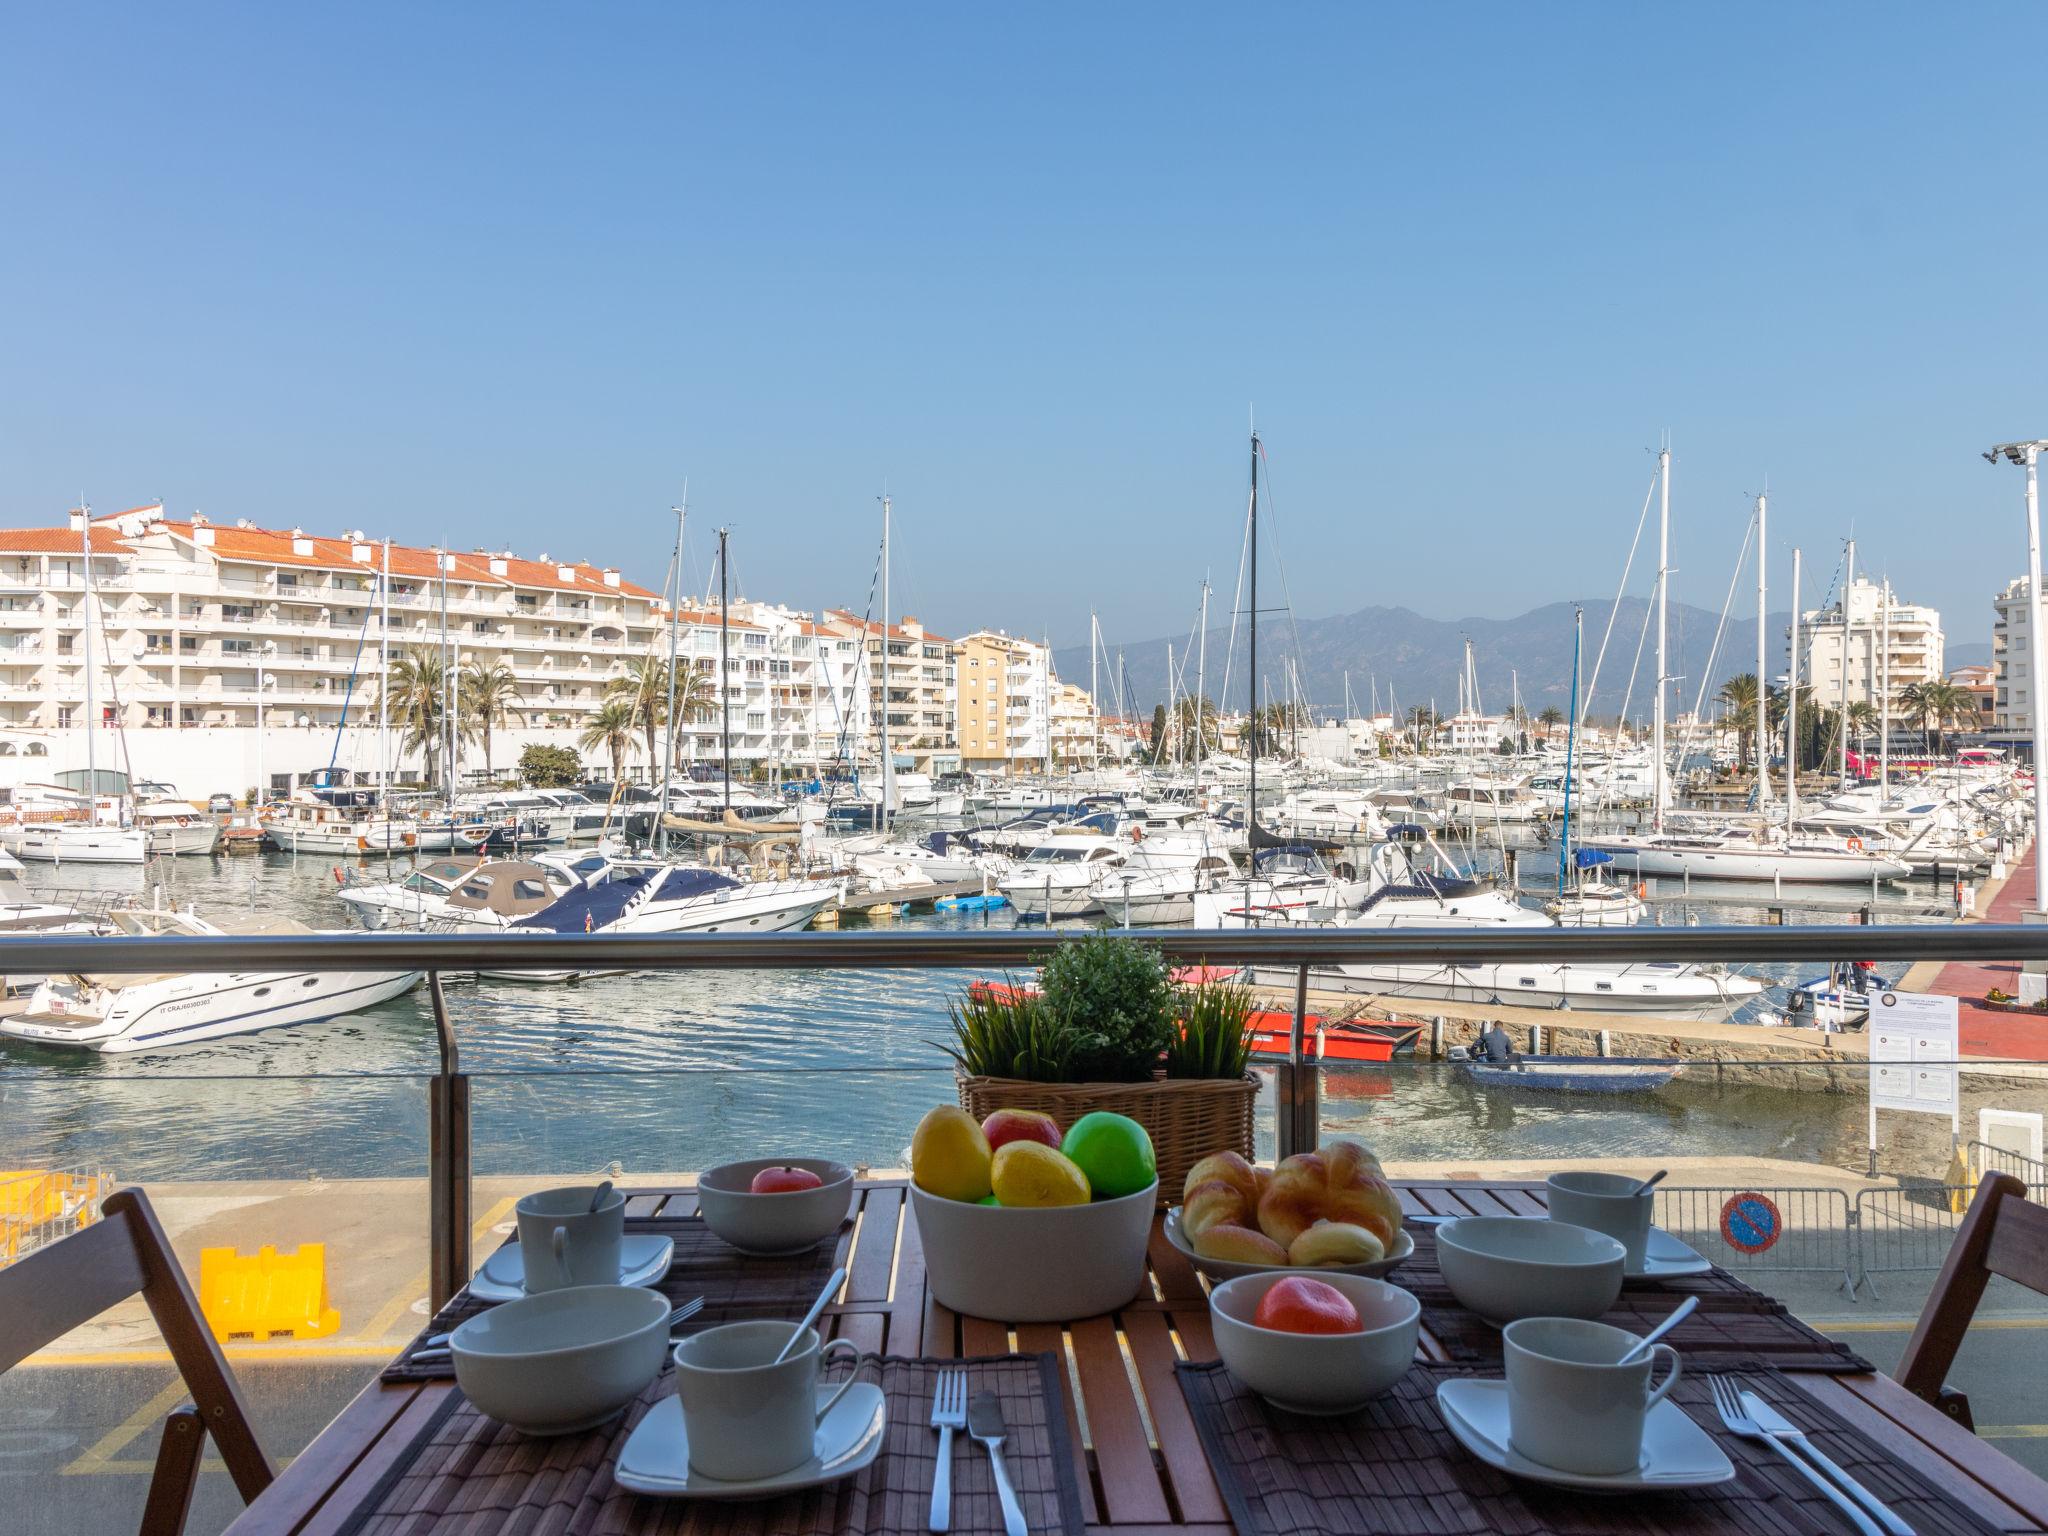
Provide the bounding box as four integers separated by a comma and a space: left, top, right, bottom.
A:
4, 6, 2044, 653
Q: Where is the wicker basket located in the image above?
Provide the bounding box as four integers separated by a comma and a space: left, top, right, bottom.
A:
956, 1071, 1260, 1207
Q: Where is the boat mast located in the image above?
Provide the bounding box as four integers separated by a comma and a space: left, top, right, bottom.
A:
1089, 610, 1100, 779
1787, 546, 1802, 825
79, 504, 96, 810
1559, 607, 1582, 893
1247, 430, 1261, 832
1839, 537, 1855, 788
1653, 443, 1670, 832
1756, 492, 1769, 809
717, 527, 731, 817
440, 540, 453, 808
1879, 573, 1890, 795
659, 494, 685, 855
379, 538, 391, 815
878, 494, 892, 835
1195, 579, 1209, 802
1166, 642, 1176, 765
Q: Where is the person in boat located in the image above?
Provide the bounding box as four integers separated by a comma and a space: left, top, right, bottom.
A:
1479, 1023, 1518, 1063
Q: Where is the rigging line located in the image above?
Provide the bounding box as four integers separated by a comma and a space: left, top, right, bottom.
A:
1671, 508, 1758, 786
1579, 468, 1660, 728
829, 533, 887, 770
1599, 574, 1658, 816
1217, 471, 1253, 717
1252, 441, 1316, 716
328, 581, 379, 773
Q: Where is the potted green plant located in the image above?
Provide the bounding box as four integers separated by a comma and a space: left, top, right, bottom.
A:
940, 933, 1260, 1203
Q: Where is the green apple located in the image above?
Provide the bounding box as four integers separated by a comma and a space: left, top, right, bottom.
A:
1059, 1112, 1156, 1200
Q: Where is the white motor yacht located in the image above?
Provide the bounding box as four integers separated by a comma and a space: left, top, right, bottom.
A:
3, 911, 422, 1054
1093, 839, 1245, 925
17, 820, 149, 864
1190, 845, 1371, 927
1579, 822, 1912, 884
998, 831, 1128, 918
132, 798, 222, 856
1441, 778, 1550, 825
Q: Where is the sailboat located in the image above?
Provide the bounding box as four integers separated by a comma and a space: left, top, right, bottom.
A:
21, 508, 146, 864
1545, 609, 1647, 926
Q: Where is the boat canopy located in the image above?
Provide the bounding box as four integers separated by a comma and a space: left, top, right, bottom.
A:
512, 870, 660, 933
647, 867, 742, 903
1574, 848, 1615, 869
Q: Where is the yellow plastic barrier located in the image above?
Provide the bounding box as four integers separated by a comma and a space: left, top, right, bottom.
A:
1947, 1146, 1974, 1215
199, 1242, 342, 1342
0, 1170, 107, 1263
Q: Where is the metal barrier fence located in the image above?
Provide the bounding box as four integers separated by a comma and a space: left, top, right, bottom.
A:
1653, 1186, 1859, 1298
0, 1165, 113, 1266
1968, 1138, 2048, 1188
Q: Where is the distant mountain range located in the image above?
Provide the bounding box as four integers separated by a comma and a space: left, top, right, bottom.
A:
1059, 598, 1809, 722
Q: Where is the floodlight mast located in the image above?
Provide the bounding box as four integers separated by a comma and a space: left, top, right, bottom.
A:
1985, 439, 2048, 914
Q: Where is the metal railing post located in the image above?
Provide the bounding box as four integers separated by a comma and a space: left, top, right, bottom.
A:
1276, 961, 1318, 1159
425, 971, 471, 1312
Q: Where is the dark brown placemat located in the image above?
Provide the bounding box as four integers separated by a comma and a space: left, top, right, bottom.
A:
383, 1213, 853, 1381
1399, 1227, 1872, 1374
338, 1353, 1085, 1536
1178, 1358, 1998, 1536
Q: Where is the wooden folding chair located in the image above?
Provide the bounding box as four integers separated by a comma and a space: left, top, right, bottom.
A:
0, 1187, 273, 1535
1898, 1171, 2048, 1431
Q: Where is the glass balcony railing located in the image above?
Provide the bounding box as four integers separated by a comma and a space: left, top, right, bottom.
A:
2, 913, 2047, 1533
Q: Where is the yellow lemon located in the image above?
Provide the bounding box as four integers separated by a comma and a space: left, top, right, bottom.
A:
910, 1105, 993, 1202
990, 1141, 1091, 1208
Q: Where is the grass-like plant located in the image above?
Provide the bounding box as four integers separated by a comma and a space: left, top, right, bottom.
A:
1165, 975, 1257, 1080
938, 980, 1080, 1082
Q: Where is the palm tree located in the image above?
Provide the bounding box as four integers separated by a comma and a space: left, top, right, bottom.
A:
376, 644, 450, 787
578, 698, 638, 783
1717, 673, 1761, 771
1166, 696, 1220, 761
459, 658, 525, 778
605, 654, 671, 768
667, 663, 718, 769
1844, 700, 1879, 756
1898, 679, 1972, 757
1536, 705, 1564, 740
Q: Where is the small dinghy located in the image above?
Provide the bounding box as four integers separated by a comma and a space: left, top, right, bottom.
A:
1452, 1047, 1683, 1094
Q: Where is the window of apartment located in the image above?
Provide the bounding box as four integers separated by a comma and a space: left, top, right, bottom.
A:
180, 636, 198, 653
516, 594, 539, 609
181, 707, 198, 725
744, 632, 765, 650
56, 633, 73, 655
746, 660, 766, 678
472, 621, 489, 634
770, 660, 791, 677
277, 572, 299, 589
223, 603, 256, 623
746, 712, 766, 730
56, 706, 73, 728
222, 639, 254, 655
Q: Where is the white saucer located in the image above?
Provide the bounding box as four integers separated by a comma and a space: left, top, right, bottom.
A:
469, 1235, 676, 1303
614, 1382, 886, 1499
1163, 1208, 1416, 1282
1437, 1379, 1734, 1491
1624, 1227, 1712, 1281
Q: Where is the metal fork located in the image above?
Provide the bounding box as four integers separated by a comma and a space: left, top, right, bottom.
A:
928, 1368, 968, 1533
1709, 1376, 1882, 1536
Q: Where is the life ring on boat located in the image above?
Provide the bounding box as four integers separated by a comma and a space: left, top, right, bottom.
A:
1846, 837, 1863, 852
1636, 882, 1648, 899
1130, 827, 1144, 844
332, 866, 345, 885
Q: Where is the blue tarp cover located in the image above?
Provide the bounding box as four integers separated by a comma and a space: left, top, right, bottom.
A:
1575, 848, 1615, 869
513, 871, 658, 933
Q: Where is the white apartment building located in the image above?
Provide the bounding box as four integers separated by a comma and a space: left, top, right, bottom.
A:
822, 612, 957, 775
1992, 575, 2048, 729
0, 503, 667, 791
1801, 575, 1943, 720
1049, 681, 1099, 769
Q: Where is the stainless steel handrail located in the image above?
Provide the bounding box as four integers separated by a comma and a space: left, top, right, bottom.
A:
0, 922, 2033, 973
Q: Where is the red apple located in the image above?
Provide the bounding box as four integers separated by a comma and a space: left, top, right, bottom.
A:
750, 1165, 825, 1194
981, 1108, 1062, 1154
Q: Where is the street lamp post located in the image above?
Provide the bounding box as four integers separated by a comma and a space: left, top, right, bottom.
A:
1985, 440, 2048, 914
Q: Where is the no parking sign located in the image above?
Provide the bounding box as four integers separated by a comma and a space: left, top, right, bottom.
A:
1719, 1192, 1782, 1254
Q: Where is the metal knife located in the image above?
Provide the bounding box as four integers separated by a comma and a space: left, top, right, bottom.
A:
967, 1391, 1029, 1536
1741, 1390, 1914, 1536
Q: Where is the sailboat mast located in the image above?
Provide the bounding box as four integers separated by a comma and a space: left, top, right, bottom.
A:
659, 495, 685, 854
878, 495, 892, 834
1879, 575, 1891, 794
379, 538, 391, 814
1089, 611, 1100, 778
1756, 492, 1769, 808
1166, 642, 1176, 765
1840, 538, 1854, 787
1248, 431, 1260, 829
1559, 607, 1582, 893
1653, 445, 1670, 831
1195, 580, 1209, 801
440, 542, 453, 807
80, 505, 96, 805
718, 527, 731, 816
1787, 546, 1802, 824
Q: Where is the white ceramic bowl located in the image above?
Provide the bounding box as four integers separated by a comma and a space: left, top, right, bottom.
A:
911, 1180, 1157, 1322
1209, 1272, 1421, 1414
1434, 1216, 1625, 1325
696, 1158, 854, 1255
451, 1283, 671, 1435
1162, 1206, 1416, 1282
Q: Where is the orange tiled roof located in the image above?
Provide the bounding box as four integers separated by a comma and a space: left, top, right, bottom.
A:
823, 609, 952, 645
0, 527, 132, 554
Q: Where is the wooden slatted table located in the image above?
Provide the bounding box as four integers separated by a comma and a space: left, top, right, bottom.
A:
221, 1179, 2048, 1536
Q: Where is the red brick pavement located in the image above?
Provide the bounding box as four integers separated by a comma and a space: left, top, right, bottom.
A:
1919, 845, 2048, 1061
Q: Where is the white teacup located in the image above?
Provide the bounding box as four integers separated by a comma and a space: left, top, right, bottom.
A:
516, 1185, 625, 1293
1547, 1172, 1654, 1273
672, 1321, 862, 1481
1503, 1316, 1681, 1476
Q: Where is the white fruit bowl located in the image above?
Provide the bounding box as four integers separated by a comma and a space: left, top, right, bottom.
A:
1208, 1271, 1420, 1414
696, 1158, 854, 1256
1162, 1206, 1415, 1283
910, 1181, 1157, 1322
1434, 1215, 1625, 1325
451, 1284, 671, 1436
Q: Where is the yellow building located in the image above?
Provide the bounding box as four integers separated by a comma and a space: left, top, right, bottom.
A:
954, 630, 1052, 771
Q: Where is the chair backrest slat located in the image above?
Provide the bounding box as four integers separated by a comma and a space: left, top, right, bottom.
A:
0, 1214, 149, 1372
1984, 1193, 2048, 1293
